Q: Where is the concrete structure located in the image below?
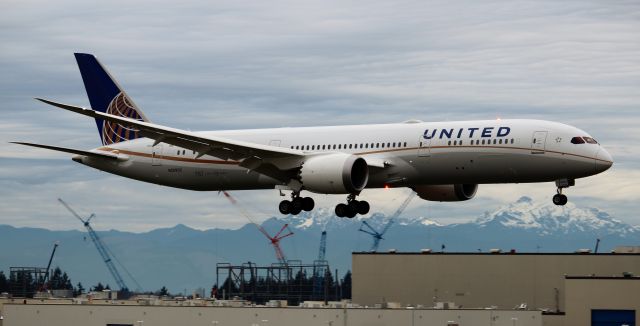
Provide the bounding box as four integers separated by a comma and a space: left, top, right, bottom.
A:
352, 252, 640, 311
564, 276, 639, 326
0, 300, 542, 326
615, 246, 640, 253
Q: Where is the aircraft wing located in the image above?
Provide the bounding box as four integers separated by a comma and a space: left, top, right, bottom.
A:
35, 98, 315, 183
36, 98, 304, 162
11, 142, 121, 160
35, 98, 390, 183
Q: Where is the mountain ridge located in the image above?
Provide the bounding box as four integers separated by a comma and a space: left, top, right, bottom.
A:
1, 197, 637, 294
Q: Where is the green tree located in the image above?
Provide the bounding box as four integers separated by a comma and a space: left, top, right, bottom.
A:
48, 267, 63, 289
46, 267, 74, 290
74, 282, 85, 296
61, 272, 73, 290
0, 271, 8, 293
220, 276, 238, 299
323, 269, 336, 300
92, 282, 105, 292
341, 271, 352, 299
156, 286, 169, 296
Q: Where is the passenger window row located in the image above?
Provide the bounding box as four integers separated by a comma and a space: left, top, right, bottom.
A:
447, 138, 515, 146
290, 142, 408, 151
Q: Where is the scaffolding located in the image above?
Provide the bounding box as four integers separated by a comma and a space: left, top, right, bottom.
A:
216, 261, 335, 305
9, 267, 48, 298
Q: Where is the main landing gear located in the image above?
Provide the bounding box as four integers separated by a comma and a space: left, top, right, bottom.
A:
335, 194, 370, 219
279, 193, 314, 215
552, 178, 574, 206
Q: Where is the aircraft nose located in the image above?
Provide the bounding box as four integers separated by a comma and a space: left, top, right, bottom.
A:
595, 147, 613, 173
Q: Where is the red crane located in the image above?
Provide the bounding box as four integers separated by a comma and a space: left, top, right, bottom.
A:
223, 191, 294, 265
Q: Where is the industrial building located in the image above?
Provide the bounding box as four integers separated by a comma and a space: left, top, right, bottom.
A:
1, 251, 638, 326
0, 298, 542, 326
353, 252, 640, 325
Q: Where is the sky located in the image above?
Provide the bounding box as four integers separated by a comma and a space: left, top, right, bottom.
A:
1, 0, 639, 232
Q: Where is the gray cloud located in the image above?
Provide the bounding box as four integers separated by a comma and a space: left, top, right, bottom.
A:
1, 0, 639, 230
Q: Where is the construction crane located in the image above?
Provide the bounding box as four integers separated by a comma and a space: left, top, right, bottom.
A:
313, 230, 328, 298
359, 192, 416, 252
58, 198, 135, 291
223, 191, 294, 265
317, 230, 327, 262
41, 242, 59, 290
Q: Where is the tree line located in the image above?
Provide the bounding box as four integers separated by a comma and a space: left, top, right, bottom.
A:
214, 269, 352, 305
0, 268, 108, 298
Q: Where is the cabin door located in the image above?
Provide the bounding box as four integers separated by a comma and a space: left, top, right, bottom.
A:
531, 131, 547, 154
152, 144, 163, 166
418, 136, 431, 157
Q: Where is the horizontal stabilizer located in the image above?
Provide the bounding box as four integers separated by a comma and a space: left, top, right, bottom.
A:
11, 142, 119, 160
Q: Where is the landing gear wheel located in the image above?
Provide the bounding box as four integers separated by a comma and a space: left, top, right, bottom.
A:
552, 194, 567, 206
290, 197, 304, 215
348, 200, 360, 215
279, 200, 292, 214
335, 203, 348, 218
290, 205, 302, 215
357, 201, 370, 215
302, 197, 315, 211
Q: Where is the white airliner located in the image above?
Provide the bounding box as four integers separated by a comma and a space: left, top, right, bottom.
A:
14, 53, 613, 218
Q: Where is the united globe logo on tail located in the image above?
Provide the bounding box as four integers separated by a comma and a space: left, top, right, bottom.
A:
101, 92, 144, 145
74, 53, 150, 146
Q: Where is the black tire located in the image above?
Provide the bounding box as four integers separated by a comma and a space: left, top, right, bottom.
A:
346, 208, 357, 218
335, 203, 348, 217
291, 197, 304, 212
560, 194, 568, 205
348, 200, 360, 215
552, 194, 567, 206
357, 201, 370, 215
290, 205, 302, 215
302, 197, 315, 211
279, 200, 291, 214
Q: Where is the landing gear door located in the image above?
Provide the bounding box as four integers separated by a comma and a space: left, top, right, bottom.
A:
418, 136, 431, 157
531, 131, 547, 154
152, 144, 163, 166
269, 140, 281, 147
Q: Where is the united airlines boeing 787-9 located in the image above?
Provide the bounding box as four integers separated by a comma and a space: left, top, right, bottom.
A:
14, 53, 613, 218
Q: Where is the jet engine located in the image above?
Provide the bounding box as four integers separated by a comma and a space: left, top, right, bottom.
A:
413, 184, 478, 202
299, 153, 369, 194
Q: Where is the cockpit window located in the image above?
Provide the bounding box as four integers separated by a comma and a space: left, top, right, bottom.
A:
571, 137, 585, 144
583, 137, 598, 144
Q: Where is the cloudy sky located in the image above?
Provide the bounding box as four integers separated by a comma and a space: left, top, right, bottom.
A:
1, 0, 639, 232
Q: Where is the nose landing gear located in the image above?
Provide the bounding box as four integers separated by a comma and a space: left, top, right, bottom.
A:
552, 179, 574, 206
335, 193, 370, 218
552, 191, 568, 206
279, 192, 315, 215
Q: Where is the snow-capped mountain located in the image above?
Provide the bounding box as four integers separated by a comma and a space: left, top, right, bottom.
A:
280, 196, 637, 237
475, 196, 638, 236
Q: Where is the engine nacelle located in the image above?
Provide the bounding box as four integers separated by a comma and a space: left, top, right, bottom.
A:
413, 184, 478, 202
299, 153, 369, 194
